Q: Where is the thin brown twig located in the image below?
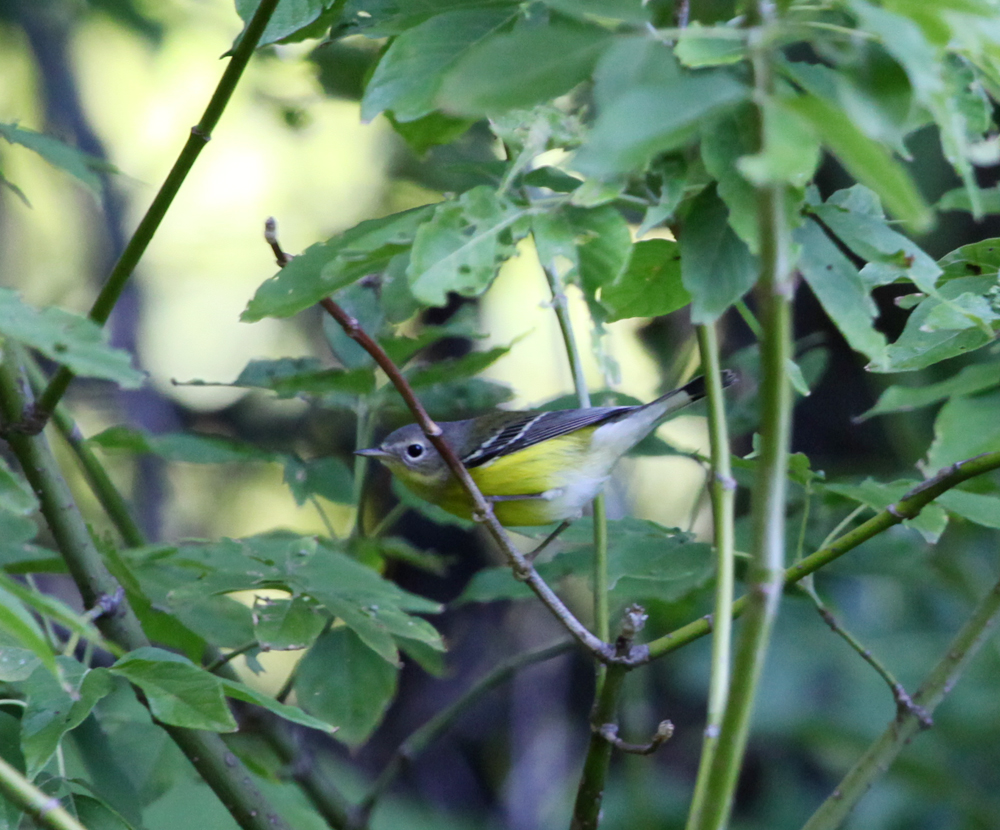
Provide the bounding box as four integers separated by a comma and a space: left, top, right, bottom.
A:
596, 720, 674, 755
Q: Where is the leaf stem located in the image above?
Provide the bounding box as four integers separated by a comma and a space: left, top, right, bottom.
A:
684, 324, 736, 828
0, 754, 88, 830
801, 574, 1000, 830
34, 0, 283, 423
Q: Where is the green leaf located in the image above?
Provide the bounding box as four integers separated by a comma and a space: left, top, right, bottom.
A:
674, 24, 746, 67
234, 0, 337, 48
230, 356, 322, 386
361, 8, 517, 122
0, 289, 143, 387
283, 455, 354, 505
456, 567, 534, 603
938, 185, 1000, 214
576, 41, 747, 176
858, 362, 1000, 420
879, 276, 997, 372
937, 238, 1000, 282
571, 206, 633, 297
459, 519, 712, 605
534, 205, 634, 303
0, 587, 59, 679
0, 122, 112, 196
88, 426, 277, 464
824, 479, 947, 542
0, 572, 114, 656
700, 104, 761, 251
783, 94, 931, 231
936, 488, 1000, 529
295, 626, 398, 746
0, 541, 65, 574
437, 19, 612, 116
406, 344, 512, 388
110, 647, 237, 732
22, 659, 113, 777
538, 0, 650, 23
680, 185, 757, 323
919, 292, 1000, 333
810, 186, 941, 292
384, 377, 514, 420
387, 111, 474, 154
850, 2, 988, 217
68, 793, 135, 830
600, 238, 690, 322
0, 455, 37, 516
252, 595, 326, 650
141, 535, 442, 664
242, 206, 434, 321
269, 366, 377, 398
407, 186, 529, 306
926, 388, 1000, 473
0, 647, 39, 681
219, 676, 336, 733
737, 96, 821, 187
795, 219, 888, 367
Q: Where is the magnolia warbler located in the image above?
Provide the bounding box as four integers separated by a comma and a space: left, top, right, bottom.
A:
357, 372, 736, 527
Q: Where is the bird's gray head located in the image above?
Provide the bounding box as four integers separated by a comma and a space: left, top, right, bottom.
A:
355, 423, 449, 482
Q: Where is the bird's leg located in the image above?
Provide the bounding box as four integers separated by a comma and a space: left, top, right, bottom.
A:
525, 520, 572, 561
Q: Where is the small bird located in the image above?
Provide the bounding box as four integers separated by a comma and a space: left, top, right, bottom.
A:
357, 373, 735, 527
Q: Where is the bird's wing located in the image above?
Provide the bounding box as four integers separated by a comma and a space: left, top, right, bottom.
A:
463, 407, 631, 468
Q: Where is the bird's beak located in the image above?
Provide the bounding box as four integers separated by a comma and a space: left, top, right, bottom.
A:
355, 447, 389, 459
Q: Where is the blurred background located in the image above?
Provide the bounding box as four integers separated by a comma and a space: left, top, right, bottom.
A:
3, 1, 1000, 828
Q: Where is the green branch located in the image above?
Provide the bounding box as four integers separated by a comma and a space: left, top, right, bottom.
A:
570, 664, 628, 830
647, 449, 1000, 660
0, 755, 88, 830
34, 0, 283, 422
685, 323, 737, 827
688, 16, 794, 826
540, 263, 610, 649
0, 355, 291, 830
24, 355, 144, 547
801, 575, 1000, 830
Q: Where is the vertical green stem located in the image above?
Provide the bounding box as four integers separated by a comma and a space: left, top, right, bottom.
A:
0, 755, 88, 830
35, 0, 283, 419
352, 398, 374, 536
0, 356, 291, 830
24, 356, 145, 547
569, 664, 628, 830
542, 265, 609, 647
801, 575, 1000, 830
684, 324, 736, 828
687, 16, 793, 829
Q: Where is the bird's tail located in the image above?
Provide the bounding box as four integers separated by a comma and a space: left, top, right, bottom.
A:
648, 370, 738, 416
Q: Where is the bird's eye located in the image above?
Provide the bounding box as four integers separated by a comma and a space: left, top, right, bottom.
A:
405, 443, 425, 459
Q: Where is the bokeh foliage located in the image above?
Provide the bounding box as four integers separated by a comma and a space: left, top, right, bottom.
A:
3, 1, 1000, 829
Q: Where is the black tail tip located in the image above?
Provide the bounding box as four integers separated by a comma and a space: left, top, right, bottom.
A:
684, 370, 738, 400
